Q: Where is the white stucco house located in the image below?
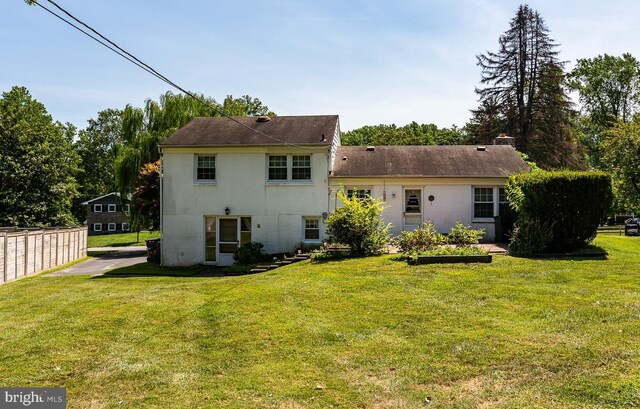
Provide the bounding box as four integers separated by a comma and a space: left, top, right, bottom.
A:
159, 115, 529, 266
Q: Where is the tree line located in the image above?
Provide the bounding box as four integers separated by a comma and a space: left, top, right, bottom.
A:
0, 89, 273, 227
344, 5, 640, 214
1, 3, 639, 228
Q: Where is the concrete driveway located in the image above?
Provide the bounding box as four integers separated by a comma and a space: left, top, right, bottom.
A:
47, 247, 147, 277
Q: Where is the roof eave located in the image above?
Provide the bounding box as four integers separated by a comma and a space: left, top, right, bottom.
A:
330, 174, 518, 178
159, 143, 332, 148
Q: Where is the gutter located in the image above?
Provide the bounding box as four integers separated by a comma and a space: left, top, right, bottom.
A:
329, 174, 516, 179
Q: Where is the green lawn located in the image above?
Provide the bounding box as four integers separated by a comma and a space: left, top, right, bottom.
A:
1, 235, 639, 408
87, 231, 159, 248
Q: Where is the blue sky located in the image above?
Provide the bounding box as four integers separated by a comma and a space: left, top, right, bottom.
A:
2, 1, 640, 131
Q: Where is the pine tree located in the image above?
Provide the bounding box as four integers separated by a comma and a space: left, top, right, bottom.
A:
471, 4, 583, 169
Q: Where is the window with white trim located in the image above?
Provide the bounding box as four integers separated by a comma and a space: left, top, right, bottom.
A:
195, 155, 216, 181
346, 188, 372, 200
268, 155, 288, 180
94, 204, 102, 213
108, 223, 116, 232
474, 187, 495, 219
267, 155, 312, 182
124, 204, 130, 212
122, 223, 130, 231
292, 155, 311, 180
303, 217, 320, 241
108, 204, 116, 212
93, 223, 102, 231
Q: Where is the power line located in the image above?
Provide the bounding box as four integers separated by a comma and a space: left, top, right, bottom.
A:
32, 0, 324, 149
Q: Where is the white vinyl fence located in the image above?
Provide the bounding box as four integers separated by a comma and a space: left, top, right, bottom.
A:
0, 227, 87, 285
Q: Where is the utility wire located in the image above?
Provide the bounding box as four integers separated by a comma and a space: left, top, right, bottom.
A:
33, 0, 324, 149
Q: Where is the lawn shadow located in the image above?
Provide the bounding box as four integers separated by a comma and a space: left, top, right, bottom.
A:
94, 262, 205, 278
93, 263, 265, 278
106, 241, 142, 247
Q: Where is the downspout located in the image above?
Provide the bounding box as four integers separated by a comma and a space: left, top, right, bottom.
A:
326, 152, 331, 240
158, 145, 164, 267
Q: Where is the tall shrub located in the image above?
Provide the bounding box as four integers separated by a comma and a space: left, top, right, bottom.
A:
326, 190, 391, 256
506, 171, 612, 252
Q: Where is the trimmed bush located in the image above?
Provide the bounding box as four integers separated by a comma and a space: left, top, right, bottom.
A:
326, 190, 391, 256
506, 171, 612, 253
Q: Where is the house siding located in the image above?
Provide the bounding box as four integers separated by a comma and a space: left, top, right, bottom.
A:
85, 194, 130, 236
331, 177, 508, 241
161, 147, 330, 266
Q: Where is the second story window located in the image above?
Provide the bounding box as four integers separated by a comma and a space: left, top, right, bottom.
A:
196, 155, 215, 182
268, 155, 288, 181
292, 155, 311, 180
268, 154, 312, 182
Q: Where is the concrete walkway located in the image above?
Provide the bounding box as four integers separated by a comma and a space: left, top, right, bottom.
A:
388, 243, 509, 254
480, 243, 508, 254
47, 247, 147, 277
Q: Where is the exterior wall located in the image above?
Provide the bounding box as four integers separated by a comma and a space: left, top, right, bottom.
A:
161, 146, 330, 266
330, 177, 509, 241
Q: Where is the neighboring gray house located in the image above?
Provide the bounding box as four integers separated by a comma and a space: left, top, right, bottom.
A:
81, 193, 131, 235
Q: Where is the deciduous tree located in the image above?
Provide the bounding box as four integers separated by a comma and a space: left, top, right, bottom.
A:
131, 160, 160, 233
601, 119, 640, 213
341, 122, 466, 146
0, 86, 80, 226
569, 53, 640, 167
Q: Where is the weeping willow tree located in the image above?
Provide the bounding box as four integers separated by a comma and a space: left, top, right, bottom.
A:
115, 91, 274, 196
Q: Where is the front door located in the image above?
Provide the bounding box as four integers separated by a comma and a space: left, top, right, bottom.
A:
403, 188, 422, 231
218, 218, 239, 266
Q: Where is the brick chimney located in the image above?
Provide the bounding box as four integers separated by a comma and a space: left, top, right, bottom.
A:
494, 133, 515, 147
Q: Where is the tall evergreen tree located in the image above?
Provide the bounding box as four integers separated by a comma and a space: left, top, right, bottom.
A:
0, 86, 80, 226
471, 4, 583, 169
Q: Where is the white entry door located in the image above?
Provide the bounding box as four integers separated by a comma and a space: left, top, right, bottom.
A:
403, 188, 422, 231
217, 218, 239, 266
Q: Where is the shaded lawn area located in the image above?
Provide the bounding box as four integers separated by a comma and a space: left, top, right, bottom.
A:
1, 235, 639, 408
87, 231, 159, 248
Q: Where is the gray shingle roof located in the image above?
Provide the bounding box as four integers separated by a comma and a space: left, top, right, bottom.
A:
331, 145, 530, 178
160, 115, 339, 147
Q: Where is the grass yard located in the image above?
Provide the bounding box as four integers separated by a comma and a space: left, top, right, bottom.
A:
1, 235, 639, 408
87, 231, 159, 248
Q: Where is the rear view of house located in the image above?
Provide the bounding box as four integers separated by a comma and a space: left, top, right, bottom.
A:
159, 115, 528, 266
159, 115, 340, 266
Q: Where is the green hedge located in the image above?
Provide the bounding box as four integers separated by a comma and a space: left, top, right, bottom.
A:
506, 171, 612, 253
